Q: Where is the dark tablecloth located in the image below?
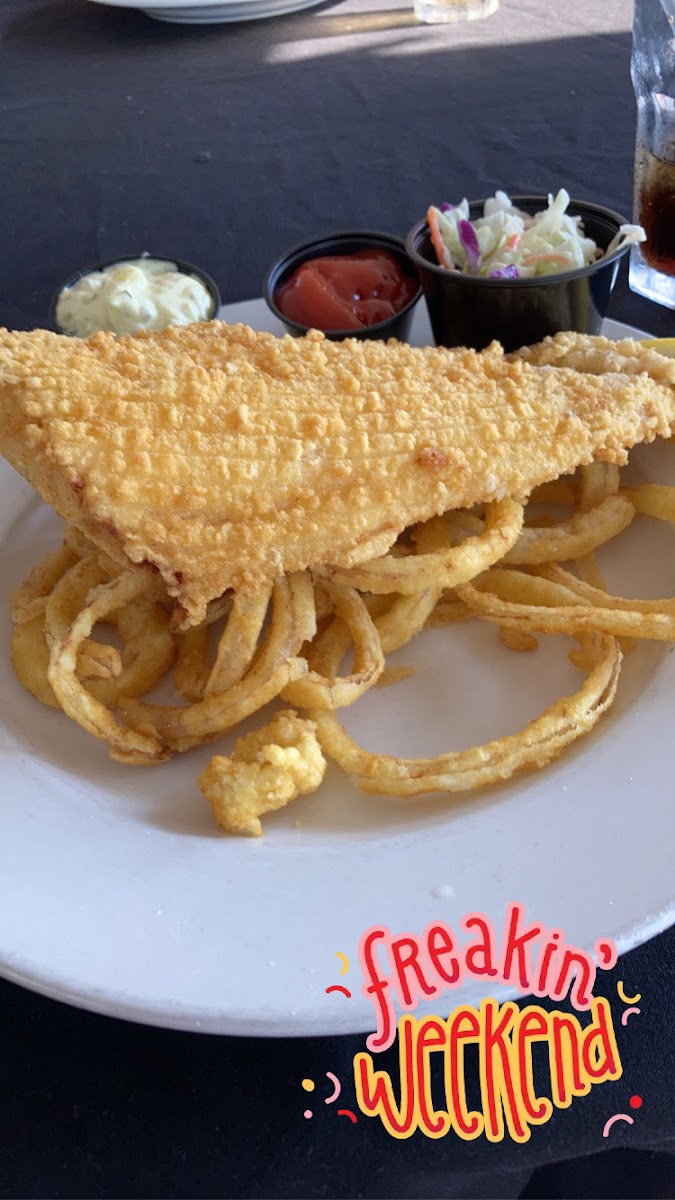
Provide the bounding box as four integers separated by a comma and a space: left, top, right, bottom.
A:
0, 1, 674, 1196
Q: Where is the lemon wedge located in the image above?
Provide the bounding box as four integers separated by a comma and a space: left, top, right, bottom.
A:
640, 337, 675, 357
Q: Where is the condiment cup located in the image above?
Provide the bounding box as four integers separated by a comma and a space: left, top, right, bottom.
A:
405, 197, 632, 353
263, 231, 422, 343
50, 254, 221, 335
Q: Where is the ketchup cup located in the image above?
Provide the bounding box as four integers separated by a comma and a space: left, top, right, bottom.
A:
263, 231, 422, 343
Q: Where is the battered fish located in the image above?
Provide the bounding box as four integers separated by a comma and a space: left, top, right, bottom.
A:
0, 322, 674, 627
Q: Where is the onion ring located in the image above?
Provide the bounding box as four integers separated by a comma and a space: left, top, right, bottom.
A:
282, 582, 384, 709
458, 566, 675, 640
11, 545, 80, 625
315, 497, 524, 594
307, 627, 620, 797
45, 557, 168, 764
119, 572, 315, 742
503, 495, 634, 565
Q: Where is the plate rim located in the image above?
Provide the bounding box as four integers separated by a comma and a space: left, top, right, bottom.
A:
85, 0, 309, 9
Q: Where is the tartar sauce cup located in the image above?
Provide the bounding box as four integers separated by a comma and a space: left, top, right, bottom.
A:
405, 197, 632, 353
51, 254, 221, 338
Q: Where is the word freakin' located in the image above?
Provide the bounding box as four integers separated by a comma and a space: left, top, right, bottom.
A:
354, 998, 621, 1141
360, 905, 617, 1050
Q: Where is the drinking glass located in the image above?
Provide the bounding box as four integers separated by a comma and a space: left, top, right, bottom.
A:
630, 0, 675, 307
413, 0, 499, 26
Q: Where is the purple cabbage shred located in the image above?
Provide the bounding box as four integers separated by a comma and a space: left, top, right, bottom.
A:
488, 264, 520, 279
458, 219, 481, 271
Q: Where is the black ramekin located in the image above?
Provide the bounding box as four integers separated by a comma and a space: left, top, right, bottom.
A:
50, 253, 221, 334
405, 197, 632, 353
263, 230, 422, 343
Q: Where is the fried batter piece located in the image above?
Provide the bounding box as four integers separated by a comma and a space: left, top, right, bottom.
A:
198, 710, 326, 835
1, 323, 674, 627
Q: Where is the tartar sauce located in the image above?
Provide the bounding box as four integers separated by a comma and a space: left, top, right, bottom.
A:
55, 256, 215, 337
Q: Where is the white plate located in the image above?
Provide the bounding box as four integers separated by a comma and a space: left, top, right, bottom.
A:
1, 304, 674, 1036
85, 0, 327, 24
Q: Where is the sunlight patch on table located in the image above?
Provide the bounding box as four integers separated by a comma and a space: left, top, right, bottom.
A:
264, 9, 630, 67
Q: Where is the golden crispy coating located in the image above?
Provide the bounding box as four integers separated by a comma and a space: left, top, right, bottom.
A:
1, 323, 674, 627
197, 710, 326, 835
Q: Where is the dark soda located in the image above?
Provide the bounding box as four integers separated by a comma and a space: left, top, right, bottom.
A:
636, 145, 675, 276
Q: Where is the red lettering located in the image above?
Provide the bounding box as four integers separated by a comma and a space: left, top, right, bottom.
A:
499, 903, 542, 991
581, 999, 622, 1081
463, 915, 498, 977
355, 1018, 416, 1136
533, 930, 562, 995
553, 948, 594, 1010
425, 923, 461, 986
415, 1018, 448, 1136
391, 934, 436, 1008
550, 1013, 584, 1105
360, 927, 395, 1052
481, 1000, 524, 1141
516, 1009, 550, 1121
447, 1008, 482, 1138
594, 938, 618, 970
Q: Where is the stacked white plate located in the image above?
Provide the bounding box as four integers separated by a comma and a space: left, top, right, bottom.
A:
86, 0, 325, 23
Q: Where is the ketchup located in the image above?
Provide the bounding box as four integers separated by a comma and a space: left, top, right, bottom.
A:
275, 249, 418, 331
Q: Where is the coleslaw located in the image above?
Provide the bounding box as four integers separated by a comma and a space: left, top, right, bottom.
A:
427, 190, 646, 279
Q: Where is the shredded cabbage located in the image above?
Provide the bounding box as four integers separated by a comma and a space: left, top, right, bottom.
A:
427, 190, 646, 279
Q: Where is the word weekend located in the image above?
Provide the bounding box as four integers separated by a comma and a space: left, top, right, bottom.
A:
352, 904, 621, 1142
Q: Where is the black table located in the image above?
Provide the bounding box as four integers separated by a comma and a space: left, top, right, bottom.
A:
1, 1, 674, 1196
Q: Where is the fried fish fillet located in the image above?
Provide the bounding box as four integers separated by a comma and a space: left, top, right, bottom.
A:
0, 322, 674, 627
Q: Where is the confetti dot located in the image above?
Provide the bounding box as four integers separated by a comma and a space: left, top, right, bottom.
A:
302, 1079, 315, 1092
629, 1095, 643, 1109
303, 1109, 313, 1119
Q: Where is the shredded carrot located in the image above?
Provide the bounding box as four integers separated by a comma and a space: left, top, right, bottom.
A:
427, 207, 453, 269
521, 253, 570, 266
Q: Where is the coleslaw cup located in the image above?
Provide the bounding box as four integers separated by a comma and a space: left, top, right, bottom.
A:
405, 197, 632, 353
